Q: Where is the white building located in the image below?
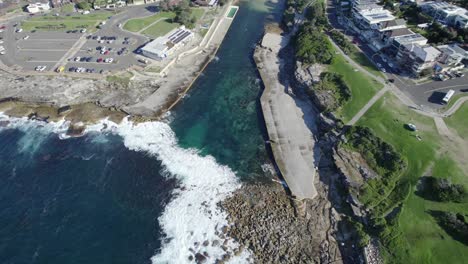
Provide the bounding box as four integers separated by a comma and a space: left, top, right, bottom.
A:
437, 44, 468, 66
420, 1, 468, 28
397, 44, 441, 74
26, 2, 50, 13
141, 26, 193, 60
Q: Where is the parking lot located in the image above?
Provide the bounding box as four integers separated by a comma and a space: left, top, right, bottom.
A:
0, 9, 149, 75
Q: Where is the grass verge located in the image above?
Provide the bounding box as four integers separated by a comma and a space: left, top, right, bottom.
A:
328, 51, 383, 122
123, 11, 176, 32
356, 93, 468, 264
142, 19, 180, 38
445, 101, 468, 140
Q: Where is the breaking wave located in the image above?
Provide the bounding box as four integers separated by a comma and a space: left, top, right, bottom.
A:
0, 113, 251, 263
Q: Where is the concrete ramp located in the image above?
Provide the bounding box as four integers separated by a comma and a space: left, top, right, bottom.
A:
256, 33, 318, 200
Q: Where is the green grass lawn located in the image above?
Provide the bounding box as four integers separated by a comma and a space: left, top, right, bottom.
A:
445, 101, 468, 140
21, 20, 99, 32
349, 51, 385, 78
191, 8, 205, 21
23, 11, 112, 32
29, 12, 112, 22
123, 11, 176, 32
142, 19, 180, 38
356, 93, 468, 264
328, 51, 383, 122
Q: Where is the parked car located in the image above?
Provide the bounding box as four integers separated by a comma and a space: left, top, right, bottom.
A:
74, 57, 81, 62
16, 28, 23, 33
97, 57, 103, 63
23, 35, 29, 40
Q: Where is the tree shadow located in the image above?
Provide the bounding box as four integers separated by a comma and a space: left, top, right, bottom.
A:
427, 210, 468, 246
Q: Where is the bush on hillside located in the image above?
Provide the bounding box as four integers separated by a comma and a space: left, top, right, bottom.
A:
295, 23, 334, 64
306, 72, 351, 112
430, 211, 468, 245
76, 1, 91, 10
330, 30, 357, 55
419, 176, 467, 203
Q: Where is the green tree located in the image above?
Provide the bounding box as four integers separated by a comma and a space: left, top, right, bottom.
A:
76, 1, 91, 10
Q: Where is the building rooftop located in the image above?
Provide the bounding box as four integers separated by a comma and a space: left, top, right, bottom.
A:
405, 44, 441, 62
437, 43, 468, 59
421, 1, 468, 15
384, 27, 414, 38
360, 9, 395, 24
394, 33, 427, 45
141, 26, 192, 58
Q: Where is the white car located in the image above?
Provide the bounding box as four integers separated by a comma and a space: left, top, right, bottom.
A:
381, 68, 386, 73
16, 28, 23, 33
0, 51, 5, 55
23, 35, 29, 40
35, 65, 46, 72
104, 58, 114, 63
0, 40, 4, 44
74, 57, 81, 62
81, 29, 87, 33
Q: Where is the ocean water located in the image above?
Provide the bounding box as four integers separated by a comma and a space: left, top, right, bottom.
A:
0, 0, 283, 263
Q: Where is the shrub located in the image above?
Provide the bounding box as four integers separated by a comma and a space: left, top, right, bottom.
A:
76, 1, 91, 10
306, 72, 351, 111
419, 176, 467, 203
295, 23, 334, 64
430, 211, 468, 245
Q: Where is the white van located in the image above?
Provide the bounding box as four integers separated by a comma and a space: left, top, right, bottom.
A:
442, 89, 455, 104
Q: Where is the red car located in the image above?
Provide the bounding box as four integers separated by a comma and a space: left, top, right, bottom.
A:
104, 50, 109, 55
97, 58, 103, 63
0, 25, 6, 29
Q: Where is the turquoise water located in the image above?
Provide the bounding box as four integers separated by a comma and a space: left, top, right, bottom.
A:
0, 0, 283, 263
171, 0, 282, 179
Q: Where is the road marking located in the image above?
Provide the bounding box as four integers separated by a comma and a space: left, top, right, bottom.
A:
424, 84, 468, 93
28, 60, 59, 63
52, 35, 88, 70
19, 49, 69, 51
24, 39, 78, 41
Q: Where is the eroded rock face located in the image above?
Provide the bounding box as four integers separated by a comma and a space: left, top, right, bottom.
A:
294, 62, 324, 90
221, 183, 343, 264
0, 71, 159, 113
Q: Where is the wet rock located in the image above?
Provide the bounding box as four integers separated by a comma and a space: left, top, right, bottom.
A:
194, 253, 207, 263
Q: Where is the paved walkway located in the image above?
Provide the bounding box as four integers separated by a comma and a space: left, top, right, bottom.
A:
347, 86, 389, 125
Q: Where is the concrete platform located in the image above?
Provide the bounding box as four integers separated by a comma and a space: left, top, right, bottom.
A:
256, 32, 318, 200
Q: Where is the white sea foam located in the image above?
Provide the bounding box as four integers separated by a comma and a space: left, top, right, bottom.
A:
0, 113, 251, 263
0, 113, 70, 155
87, 118, 252, 263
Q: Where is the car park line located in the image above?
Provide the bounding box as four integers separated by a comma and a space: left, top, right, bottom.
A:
52, 35, 88, 71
